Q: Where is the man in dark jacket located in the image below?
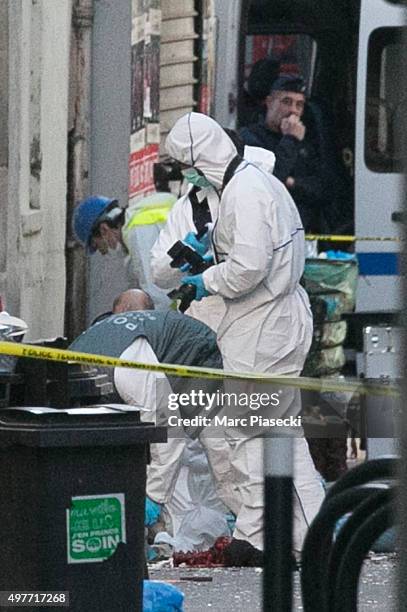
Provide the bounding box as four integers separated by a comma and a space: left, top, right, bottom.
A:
240, 74, 328, 233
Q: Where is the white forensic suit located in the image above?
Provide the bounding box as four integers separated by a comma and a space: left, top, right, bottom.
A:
165, 112, 324, 553
127, 189, 228, 531
151, 184, 225, 331
150, 185, 233, 524
150, 146, 277, 527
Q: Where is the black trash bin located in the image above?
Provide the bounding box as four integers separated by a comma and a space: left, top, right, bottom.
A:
0, 373, 19, 409
0, 406, 166, 612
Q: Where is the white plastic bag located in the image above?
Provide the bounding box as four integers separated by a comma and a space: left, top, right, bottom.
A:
166, 439, 231, 552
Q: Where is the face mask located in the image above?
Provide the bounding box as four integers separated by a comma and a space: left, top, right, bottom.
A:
90, 235, 109, 255
110, 242, 126, 256
182, 168, 213, 189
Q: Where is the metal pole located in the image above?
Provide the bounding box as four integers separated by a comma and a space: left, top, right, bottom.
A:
398, 11, 407, 609
263, 436, 294, 612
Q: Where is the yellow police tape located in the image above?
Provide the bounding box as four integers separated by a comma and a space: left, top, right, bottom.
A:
306, 234, 402, 242
0, 341, 399, 399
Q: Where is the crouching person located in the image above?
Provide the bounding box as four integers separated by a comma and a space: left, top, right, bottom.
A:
69, 290, 241, 540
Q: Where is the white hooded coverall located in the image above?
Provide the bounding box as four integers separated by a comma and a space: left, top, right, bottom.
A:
165, 112, 324, 553
149, 146, 276, 529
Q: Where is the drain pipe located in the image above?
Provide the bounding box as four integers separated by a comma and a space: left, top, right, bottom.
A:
65, 0, 93, 341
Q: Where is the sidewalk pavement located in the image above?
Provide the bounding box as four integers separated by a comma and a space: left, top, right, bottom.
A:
149, 552, 398, 611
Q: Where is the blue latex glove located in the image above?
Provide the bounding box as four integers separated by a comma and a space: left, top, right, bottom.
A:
145, 497, 162, 527
226, 512, 236, 535
202, 253, 214, 266
182, 231, 209, 257
180, 273, 210, 301
180, 262, 191, 273
325, 250, 356, 261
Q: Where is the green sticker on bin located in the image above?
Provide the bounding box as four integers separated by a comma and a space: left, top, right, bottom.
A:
67, 494, 126, 564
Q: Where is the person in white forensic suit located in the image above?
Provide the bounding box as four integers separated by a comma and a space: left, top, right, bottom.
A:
165, 112, 325, 564
150, 138, 277, 550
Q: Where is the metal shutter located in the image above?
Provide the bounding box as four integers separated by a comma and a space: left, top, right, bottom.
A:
160, 0, 198, 154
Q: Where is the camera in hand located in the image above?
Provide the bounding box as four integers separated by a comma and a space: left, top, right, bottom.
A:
167, 233, 213, 313
167, 283, 198, 313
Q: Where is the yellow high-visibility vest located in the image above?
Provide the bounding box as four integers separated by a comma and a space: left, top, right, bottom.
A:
123, 193, 177, 234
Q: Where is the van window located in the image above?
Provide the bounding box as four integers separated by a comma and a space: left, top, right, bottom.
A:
365, 27, 405, 173
244, 33, 316, 95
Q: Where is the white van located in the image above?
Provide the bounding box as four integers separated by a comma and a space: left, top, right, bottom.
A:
213, 0, 406, 321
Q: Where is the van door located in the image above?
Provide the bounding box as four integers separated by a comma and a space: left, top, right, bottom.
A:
355, 0, 406, 313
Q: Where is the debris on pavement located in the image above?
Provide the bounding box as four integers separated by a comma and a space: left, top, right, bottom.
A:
173, 537, 232, 567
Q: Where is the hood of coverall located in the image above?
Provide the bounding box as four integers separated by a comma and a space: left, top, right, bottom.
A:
165, 112, 238, 190
243, 145, 276, 174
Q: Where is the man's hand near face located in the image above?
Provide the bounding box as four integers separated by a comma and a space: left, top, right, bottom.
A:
280, 114, 306, 141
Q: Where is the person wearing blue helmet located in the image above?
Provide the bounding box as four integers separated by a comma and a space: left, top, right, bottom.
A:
72, 195, 123, 254
72, 192, 177, 310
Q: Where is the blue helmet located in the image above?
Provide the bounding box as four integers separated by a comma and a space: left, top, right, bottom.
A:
72, 195, 117, 252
